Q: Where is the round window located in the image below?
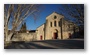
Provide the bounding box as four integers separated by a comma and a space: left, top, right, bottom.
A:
54, 16, 57, 19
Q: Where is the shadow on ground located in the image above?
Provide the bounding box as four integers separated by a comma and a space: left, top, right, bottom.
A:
4, 39, 84, 49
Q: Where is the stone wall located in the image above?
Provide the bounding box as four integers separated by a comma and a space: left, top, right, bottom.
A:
12, 33, 36, 41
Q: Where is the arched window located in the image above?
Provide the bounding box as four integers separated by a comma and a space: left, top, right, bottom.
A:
50, 22, 52, 27
54, 16, 57, 19
54, 21, 56, 27
58, 21, 60, 27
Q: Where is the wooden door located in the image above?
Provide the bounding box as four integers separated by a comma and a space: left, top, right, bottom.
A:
54, 33, 58, 39
68, 33, 71, 39
40, 35, 42, 40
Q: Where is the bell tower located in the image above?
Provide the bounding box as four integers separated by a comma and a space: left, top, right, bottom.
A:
20, 22, 27, 33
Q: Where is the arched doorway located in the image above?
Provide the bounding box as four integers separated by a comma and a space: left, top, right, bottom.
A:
40, 35, 42, 40
68, 33, 71, 39
53, 29, 58, 39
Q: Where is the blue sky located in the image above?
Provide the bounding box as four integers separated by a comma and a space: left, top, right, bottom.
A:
26, 4, 62, 30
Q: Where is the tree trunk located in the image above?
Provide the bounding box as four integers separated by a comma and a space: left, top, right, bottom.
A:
6, 33, 13, 41
5, 25, 9, 41
5, 26, 14, 41
5, 30, 8, 41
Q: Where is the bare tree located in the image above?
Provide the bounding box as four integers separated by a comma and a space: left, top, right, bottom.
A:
59, 4, 84, 24
4, 4, 42, 41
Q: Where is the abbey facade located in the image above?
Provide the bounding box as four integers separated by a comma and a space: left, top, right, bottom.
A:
36, 12, 79, 40
12, 12, 79, 41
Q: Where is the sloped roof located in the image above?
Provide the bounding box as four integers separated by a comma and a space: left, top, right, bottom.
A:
46, 12, 64, 20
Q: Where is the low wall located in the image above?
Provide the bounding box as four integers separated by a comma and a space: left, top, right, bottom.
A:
12, 33, 36, 41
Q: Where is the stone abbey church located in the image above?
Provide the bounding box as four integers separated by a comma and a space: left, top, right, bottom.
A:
12, 12, 79, 41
